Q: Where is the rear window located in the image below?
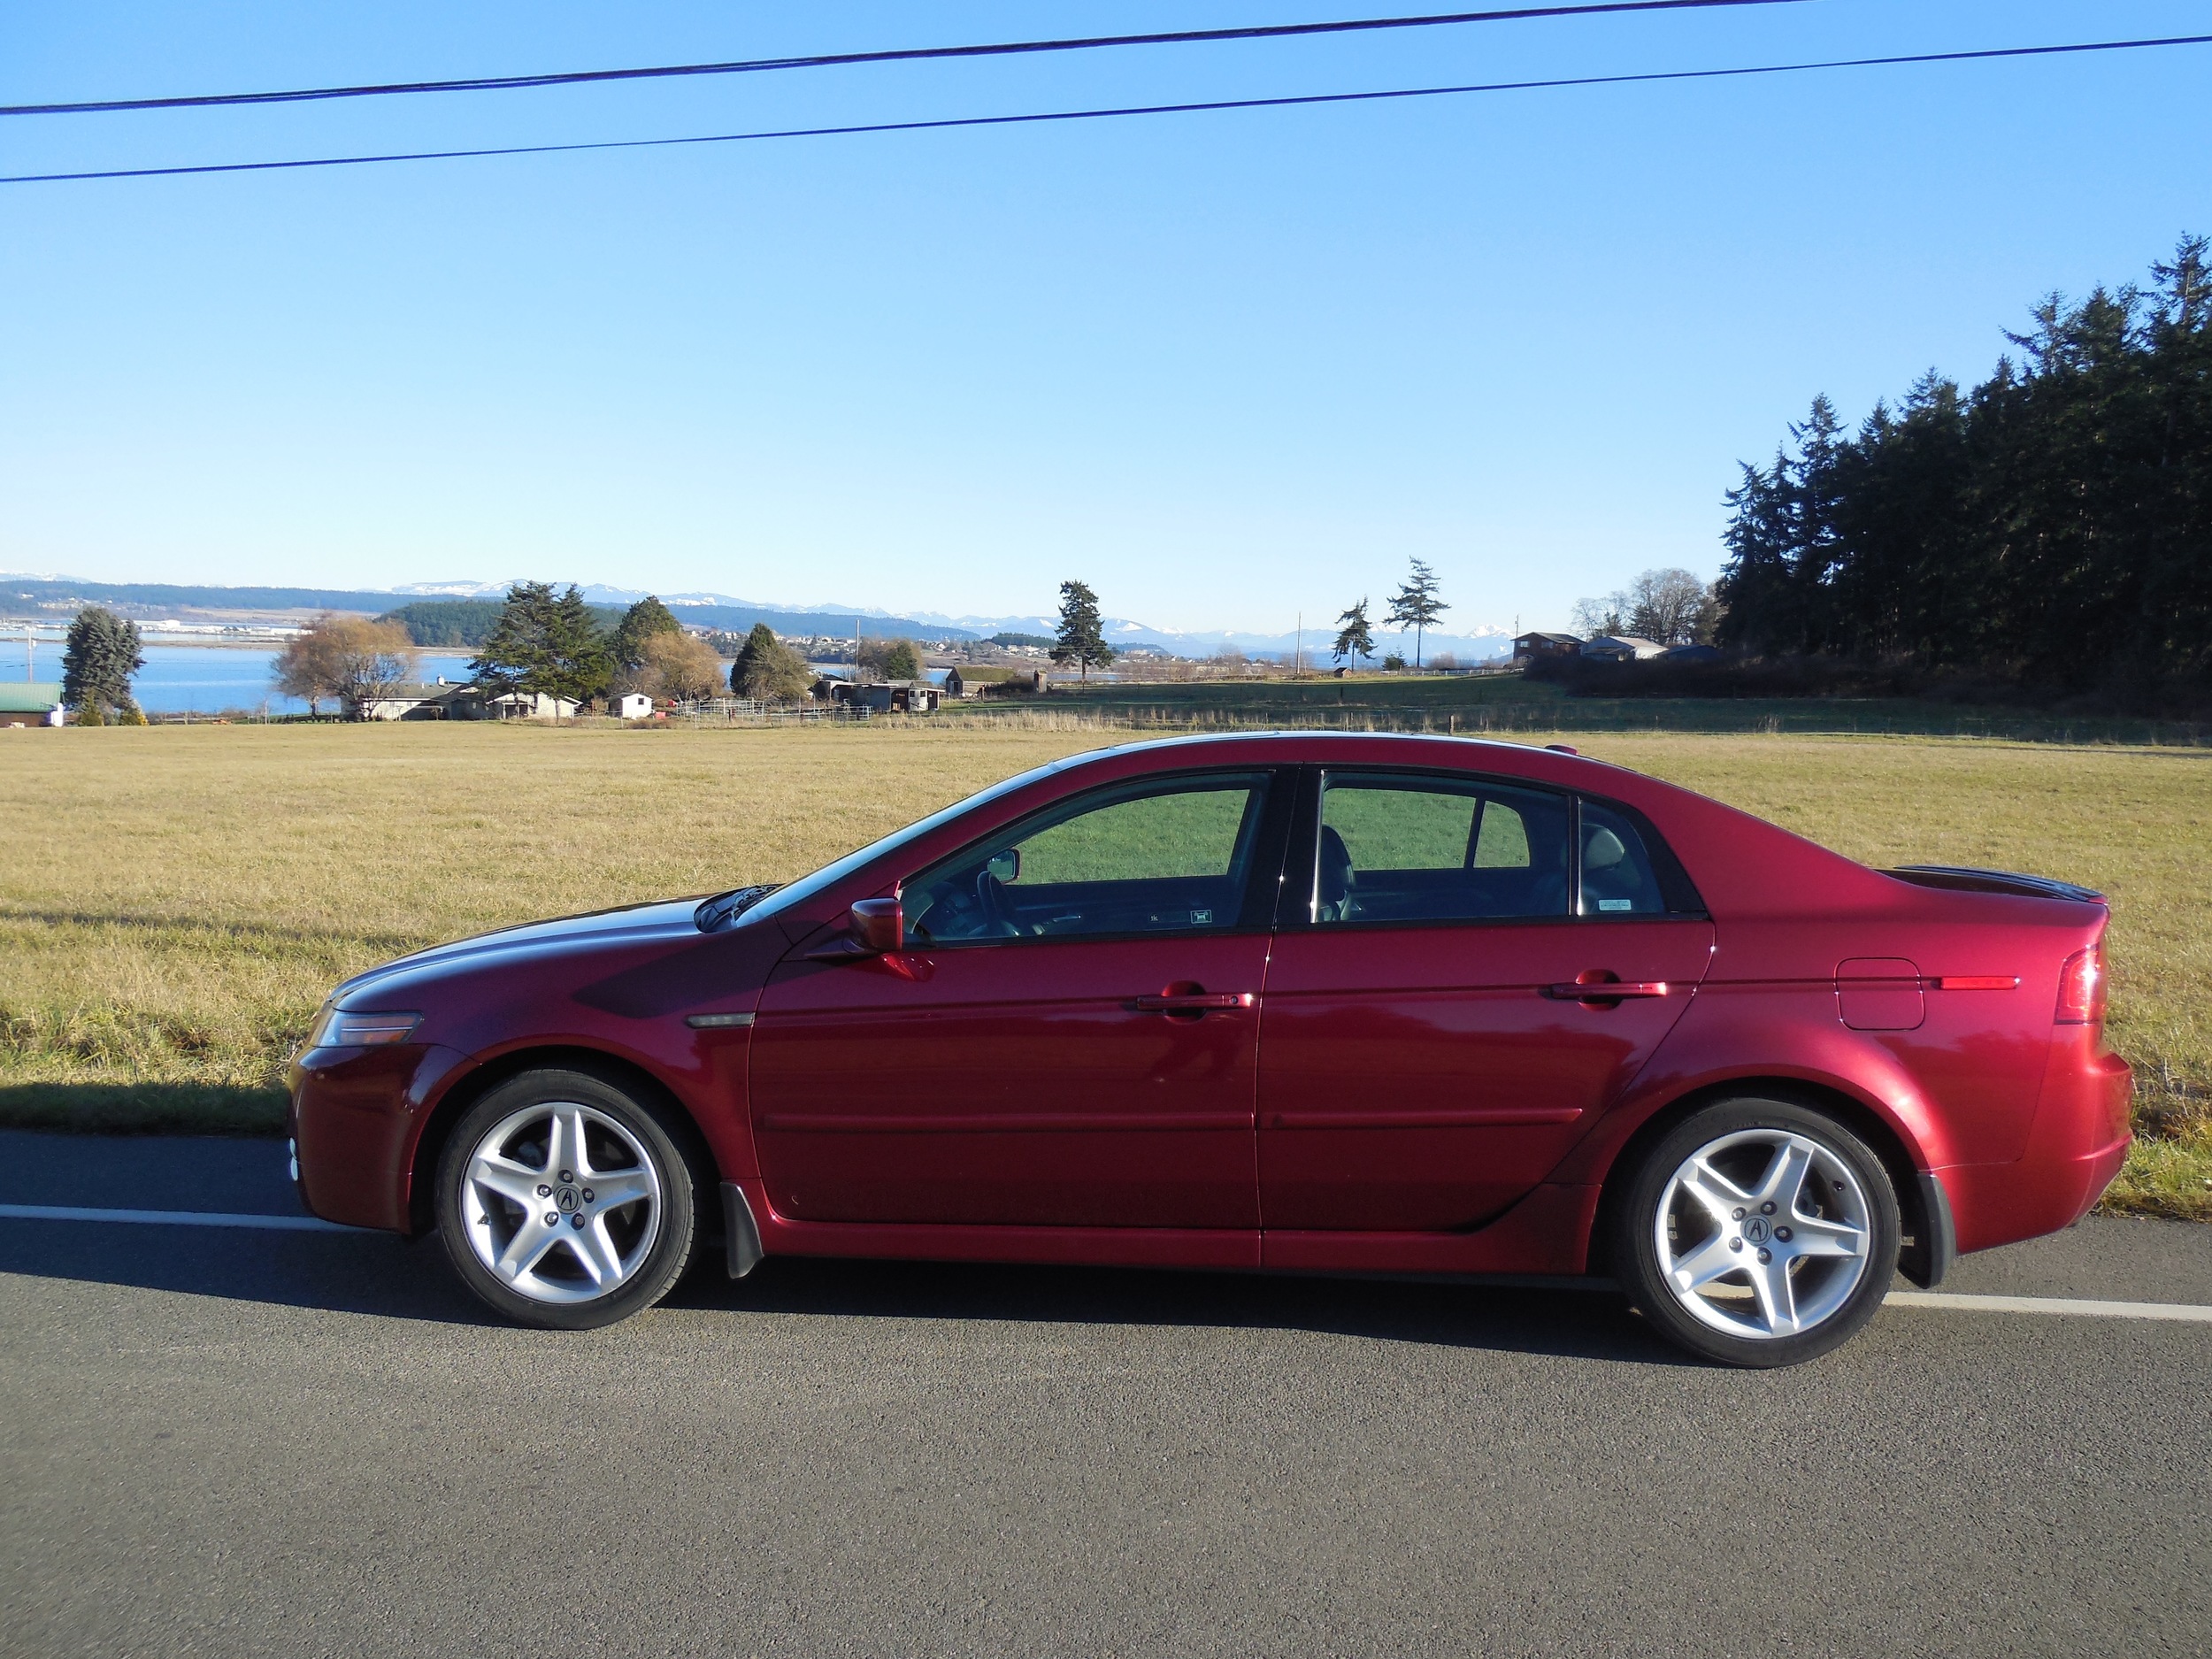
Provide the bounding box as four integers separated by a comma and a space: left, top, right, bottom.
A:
1578, 799, 1669, 917
1314, 772, 1571, 924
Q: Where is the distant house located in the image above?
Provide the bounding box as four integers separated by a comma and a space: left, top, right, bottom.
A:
485, 690, 580, 720
1512, 633, 1582, 663
1659, 643, 1721, 664
943, 665, 1024, 698
611, 692, 656, 720
0, 682, 65, 726
856, 680, 940, 714
1580, 635, 1667, 664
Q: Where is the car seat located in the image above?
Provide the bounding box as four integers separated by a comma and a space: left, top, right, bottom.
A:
1581, 825, 1647, 913
1317, 826, 1356, 921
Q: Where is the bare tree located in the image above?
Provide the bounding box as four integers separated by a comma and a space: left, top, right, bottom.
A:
274, 614, 418, 717
1571, 570, 1720, 646
639, 630, 725, 703
329, 618, 420, 716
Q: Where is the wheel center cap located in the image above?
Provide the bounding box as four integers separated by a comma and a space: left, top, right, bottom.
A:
556, 1187, 580, 1212
1743, 1216, 1772, 1246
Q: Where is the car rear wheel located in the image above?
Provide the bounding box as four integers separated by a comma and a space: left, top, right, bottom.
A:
435, 1069, 702, 1329
1614, 1098, 1900, 1368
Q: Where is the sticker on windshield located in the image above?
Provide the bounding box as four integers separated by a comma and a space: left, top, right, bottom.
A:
1598, 899, 1633, 912
1190, 909, 1213, 925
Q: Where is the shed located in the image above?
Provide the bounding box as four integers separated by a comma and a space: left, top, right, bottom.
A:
856, 680, 940, 714
1580, 635, 1667, 664
612, 692, 656, 719
943, 665, 1023, 698
0, 682, 65, 727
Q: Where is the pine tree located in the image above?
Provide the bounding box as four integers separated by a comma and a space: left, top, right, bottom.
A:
471, 582, 610, 711
60, 606, 145, 720
1383, 559, 1448, 668
1050, 581, 1116, 681
543, 586, 613, 705
611, 595, 682, 670
730, 623, 812, 703
1332, 599, 1375, 668
880, 640, 924, 681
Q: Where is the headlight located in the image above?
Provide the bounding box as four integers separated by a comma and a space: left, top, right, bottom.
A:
325, 1010, 423, 1047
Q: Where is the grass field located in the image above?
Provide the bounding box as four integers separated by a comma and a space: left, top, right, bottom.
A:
3, 720, 2205, 1218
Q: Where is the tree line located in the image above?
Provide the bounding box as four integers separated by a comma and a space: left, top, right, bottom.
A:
1717, 236, 2212, 702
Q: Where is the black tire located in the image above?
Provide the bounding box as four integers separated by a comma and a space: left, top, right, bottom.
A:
1612, 1097, 1900, 1369
435, 1068, 703, 1330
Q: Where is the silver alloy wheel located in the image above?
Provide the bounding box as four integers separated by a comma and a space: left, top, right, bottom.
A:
1654, 1127, 1872, 1340
459, 1101, 664, 1305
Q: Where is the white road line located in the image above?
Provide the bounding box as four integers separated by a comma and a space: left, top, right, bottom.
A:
0, 1202, 363, 1233
1887, 1290, 2212, 1324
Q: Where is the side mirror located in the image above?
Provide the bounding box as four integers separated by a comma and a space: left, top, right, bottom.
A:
986, 848, 1020, 883
849, 897, 903, 954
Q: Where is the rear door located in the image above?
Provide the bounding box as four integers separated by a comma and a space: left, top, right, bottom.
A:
749, 768, 1291, 1228
1257, 768, 1712, 1231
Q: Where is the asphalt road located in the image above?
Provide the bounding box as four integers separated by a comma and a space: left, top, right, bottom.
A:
2, 1133, 2208, 1658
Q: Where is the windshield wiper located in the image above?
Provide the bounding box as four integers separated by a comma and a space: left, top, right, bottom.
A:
694, 884, 780, 932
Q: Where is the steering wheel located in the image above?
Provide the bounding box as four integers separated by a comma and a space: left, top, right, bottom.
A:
974, 868, 1021, 937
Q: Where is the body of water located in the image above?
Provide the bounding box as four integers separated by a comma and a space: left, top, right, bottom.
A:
7, 640, 950, 714
8, 642, 479, 716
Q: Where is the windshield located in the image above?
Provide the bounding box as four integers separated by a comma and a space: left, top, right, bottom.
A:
734, 759, 1070, 929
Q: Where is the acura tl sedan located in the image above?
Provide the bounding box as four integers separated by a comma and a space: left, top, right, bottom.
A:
291, 733, 2130, 1366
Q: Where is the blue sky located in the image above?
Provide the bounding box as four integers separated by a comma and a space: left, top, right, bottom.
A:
3, 2, 2208, 634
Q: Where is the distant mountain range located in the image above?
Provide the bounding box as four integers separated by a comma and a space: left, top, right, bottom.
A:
0, 575, 1512, 662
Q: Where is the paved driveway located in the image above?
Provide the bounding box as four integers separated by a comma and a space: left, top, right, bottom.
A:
3, 1133, 2208, 1657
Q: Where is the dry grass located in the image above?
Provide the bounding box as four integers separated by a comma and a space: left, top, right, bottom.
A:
2, 720, 2204, 1217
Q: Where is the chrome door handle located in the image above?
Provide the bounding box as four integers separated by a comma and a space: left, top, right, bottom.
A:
1133, 992, 1256, 1012
1542, 980, 1671, 1002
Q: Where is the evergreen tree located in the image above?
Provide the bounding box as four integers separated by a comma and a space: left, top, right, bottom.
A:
60, 606, 145, 719
1383, 559, 1448, 668
1717, 236, 2212, 699
729, 623, 812, 703
1332, 599, 1375, 668
611, 595, 683, 670
880, 640, 924, 681
1050, 580, 1116, 681
471, 582, 611, 710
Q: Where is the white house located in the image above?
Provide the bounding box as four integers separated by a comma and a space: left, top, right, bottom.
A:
612, 692, 655, 720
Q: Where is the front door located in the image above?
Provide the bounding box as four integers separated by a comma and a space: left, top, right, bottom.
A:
1257, 769, 1712, 1231
749, 769, 1288, 1228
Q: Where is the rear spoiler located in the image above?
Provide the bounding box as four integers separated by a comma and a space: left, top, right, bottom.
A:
1885, 864, 2105, 904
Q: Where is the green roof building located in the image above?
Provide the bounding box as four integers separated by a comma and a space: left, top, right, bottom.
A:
0, 682, 65, 726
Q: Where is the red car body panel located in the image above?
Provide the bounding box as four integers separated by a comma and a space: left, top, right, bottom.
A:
288, 733, 2131, 1284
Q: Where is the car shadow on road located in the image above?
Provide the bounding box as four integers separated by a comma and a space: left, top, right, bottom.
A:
666, 1255, 1692, 1366
0, 1223, 1688, 1362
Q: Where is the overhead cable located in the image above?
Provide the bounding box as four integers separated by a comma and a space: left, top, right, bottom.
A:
7, 33, 2206, 186
0, 1, 1816, 117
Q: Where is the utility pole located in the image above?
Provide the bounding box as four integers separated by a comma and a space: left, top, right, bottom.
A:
1294, 612, 1302, 679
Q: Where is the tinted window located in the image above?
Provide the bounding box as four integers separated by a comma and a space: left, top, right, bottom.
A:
1578, 799, 1668, 917
908, 773, 1271, 943
1313, 773, 1569, 924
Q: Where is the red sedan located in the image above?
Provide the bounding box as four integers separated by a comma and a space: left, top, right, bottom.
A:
290, 734, 2130, 1366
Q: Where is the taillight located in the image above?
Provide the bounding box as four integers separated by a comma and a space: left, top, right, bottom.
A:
2055, 946, 2107, 1025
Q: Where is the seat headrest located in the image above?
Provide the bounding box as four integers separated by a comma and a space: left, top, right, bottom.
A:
1585, 827, 1627, 872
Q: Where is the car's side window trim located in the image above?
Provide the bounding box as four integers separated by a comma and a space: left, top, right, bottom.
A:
1277, 764, 1708, 931
897, 764, 1300, 949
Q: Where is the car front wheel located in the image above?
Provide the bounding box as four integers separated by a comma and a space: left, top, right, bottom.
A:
435, 1069, 702, 1329
1614, 1098, 1901, 1368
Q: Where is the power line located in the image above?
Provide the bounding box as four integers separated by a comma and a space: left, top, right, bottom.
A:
0, 1, 1814, 117
7, 33, 2206, 186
